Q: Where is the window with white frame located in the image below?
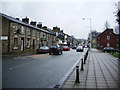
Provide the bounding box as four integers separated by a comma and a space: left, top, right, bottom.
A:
44, 33, 46, 37
27, 38, 30, 48
36, 41, 39, 49
12, 25, 18, 34
33, 31, 35, 36
37, 32, 39, 37
107, 36, 110, 40
33, 30, 36, 36
21, 26, 25, 34
107, 43, 110, 47
27, 28, 30, 35
40, 32, 43, 37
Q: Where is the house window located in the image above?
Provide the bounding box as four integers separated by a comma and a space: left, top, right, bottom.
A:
27, 28, 30, 35
37, 32, 39, 37
13, 38, 18, 49
21, 26, 25, 34
107, 36, 110, 40
33, 31, 35, 36
13, 25, 18, 34
40, 32, 43, 37
27, 38, 30, 48
36, 41, 39, 49
44, 33, 46, 37
107, 43, 110, 47
117, 44, 119, 48
33, 30, 36, 36
14, 38, 18, 47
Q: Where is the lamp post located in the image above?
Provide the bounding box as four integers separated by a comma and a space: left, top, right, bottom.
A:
82, 18, 92, 48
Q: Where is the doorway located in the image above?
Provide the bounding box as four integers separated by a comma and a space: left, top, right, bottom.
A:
21, 38, 24, 51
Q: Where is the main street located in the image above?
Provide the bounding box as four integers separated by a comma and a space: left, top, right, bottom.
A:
3, 49, 87, 88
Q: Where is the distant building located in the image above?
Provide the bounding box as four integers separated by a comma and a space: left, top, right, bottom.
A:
97, 28, 119, 50
52, 26, 65, 45
88, 30, 100, 48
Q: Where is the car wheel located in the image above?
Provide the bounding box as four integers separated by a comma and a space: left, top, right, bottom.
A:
49, 53, 51, 55
58, 52, 61, 55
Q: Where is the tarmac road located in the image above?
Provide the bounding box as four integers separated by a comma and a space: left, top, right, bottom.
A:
2, 49, 87, 88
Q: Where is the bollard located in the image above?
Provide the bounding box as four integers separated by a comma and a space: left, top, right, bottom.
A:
84, 54, 86, 64
76, 66, 80, 83
81, 59, 84, 71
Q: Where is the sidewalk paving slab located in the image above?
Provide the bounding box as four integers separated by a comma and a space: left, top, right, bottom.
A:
60, 48, 120, 89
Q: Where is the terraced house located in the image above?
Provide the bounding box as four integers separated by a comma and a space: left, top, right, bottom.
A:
1, 13, 56, 54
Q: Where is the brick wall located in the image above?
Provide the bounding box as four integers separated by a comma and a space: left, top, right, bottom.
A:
97, 29, 118, 50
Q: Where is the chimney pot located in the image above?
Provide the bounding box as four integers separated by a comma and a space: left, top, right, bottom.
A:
37, 22, 42, 28
16, 18, 19, 20
30, 21, 37, 26
22, 17, 29, 24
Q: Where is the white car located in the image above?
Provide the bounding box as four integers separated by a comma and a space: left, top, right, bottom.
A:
76, 46, 84, 52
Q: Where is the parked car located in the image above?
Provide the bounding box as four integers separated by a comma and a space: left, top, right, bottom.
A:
103, 47, 116, 52
63, 46, 70, 51
72, 46, 77, 49
49, 45, 63, 55
76, 45, 84, 52
36, 46, 49, 54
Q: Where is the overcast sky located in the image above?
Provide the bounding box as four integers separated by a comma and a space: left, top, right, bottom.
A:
1, 0, 119, 39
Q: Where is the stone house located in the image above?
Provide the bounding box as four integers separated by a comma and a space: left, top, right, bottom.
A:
1, 13, 56, 54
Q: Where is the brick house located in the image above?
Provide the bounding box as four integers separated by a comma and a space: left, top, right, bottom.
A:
97, 28, 119, 50
1, 13, 56, 54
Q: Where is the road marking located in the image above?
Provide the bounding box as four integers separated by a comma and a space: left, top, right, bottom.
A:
9, 62, 31, 70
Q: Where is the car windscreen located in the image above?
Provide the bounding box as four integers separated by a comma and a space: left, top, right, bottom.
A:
50, 46, 57, 48
40, 46, 49, 49
77, 46, 83, 49
63, 46, 68, 48
40, 47, 45, 49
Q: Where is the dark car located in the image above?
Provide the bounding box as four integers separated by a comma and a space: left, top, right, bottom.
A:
76, 45, 84, 52
63, 46, 70, 51
72, 46, 77, 49
49, 45, 62, 55
103, 47, 116, 52
36, 46, 49, 54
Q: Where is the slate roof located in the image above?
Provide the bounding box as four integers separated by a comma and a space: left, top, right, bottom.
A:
1, 13, 55, 35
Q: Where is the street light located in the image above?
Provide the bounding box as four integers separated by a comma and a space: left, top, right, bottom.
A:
82, 18, 92, 48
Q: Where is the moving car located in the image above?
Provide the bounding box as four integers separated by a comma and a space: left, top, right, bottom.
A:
49, 45, 62, 55
76, 45, 84, 52
63, 46, 70, 51
103, 47, 116, 52
36, 46, 49, 54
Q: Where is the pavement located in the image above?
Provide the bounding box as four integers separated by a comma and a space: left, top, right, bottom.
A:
60, 48, 120, 89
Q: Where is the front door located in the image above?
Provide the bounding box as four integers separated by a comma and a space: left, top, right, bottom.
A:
33, 39, 35, 50
21, 38, 24, 51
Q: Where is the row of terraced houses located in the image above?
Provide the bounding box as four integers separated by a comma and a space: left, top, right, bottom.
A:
1, 13, 79, 54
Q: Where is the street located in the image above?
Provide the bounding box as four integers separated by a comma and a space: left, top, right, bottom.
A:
3, 49, 87, 88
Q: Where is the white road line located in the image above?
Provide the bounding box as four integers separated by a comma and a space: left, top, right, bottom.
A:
9, 62, 31, 70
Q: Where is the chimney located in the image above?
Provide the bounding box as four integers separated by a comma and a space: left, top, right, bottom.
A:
30, 21, 37, 26
42, 26, 47, 30
16, 18, 19, 20
37, 22, 42, 28
61, 30, 63, 33
22, 16, 29, 24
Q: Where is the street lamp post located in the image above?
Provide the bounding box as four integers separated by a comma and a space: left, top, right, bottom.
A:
82, 18, 92, 48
